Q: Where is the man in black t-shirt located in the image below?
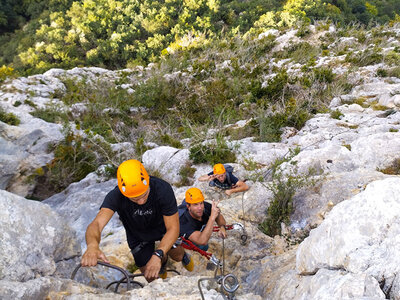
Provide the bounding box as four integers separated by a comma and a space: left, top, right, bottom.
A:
81, 159, 193, 282
180, 187, 227, 250
198, 163, 249, 196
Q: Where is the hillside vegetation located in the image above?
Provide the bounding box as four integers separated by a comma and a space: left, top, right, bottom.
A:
0, 0, 399, 74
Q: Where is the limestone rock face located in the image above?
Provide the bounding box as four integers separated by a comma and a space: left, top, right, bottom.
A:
142, 146, 190, 184
296, 178, 400, 299
0, 190, 80, 281
43, 174, 121, 248
269, 268, 385, 300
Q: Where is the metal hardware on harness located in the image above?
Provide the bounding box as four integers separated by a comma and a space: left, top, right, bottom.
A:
210, 254, 221, 267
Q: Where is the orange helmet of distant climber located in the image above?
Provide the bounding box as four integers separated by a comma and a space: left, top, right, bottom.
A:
185, 187, 205, 204
213, 163, 226, 175
117, 160, 149, 198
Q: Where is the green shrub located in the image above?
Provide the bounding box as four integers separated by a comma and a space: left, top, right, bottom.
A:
0, 108, 20, 125
159, 134, 183, 149
257, 99, 311, 143
345, 48, 383, 66
313, 67, 335, 83
31, 107, 68, 124
35, 127, 100, 195
189, 138, 236, 165
330, 109, 343, 119
257, 113, 286, 143
135, 137, 150, 158
377, 68, 388, 77
177, 163, 196, 187
386, 67, 400, 78
385, 51, 400, 66
133, 77, 178, 118
259, 148, 316, 236
0, 65, 15, 82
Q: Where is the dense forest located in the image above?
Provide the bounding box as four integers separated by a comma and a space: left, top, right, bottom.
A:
0, 0, 399, 75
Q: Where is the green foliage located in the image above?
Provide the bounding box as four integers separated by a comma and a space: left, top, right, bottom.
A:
159, 133, 183, 149
345, 48, 383, 66
35, 77, 138, 143
250, 70, 289, 104
259, 148, 316, 236
133, 77, 178, 119
2, 0, 399, 73
177, 162, 196, 187
39, 126, 99, 194
0, 65, 16, 82
31, 107, 68, 124
312, 67, 335, 83
0, 107, 20, 125
189, 138, 236, 165
257, 99, 311, 143
384, 67, 400, 78
330, 109, 344, 119
135, 137, 150, 158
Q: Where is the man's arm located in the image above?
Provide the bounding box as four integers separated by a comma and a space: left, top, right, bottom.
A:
215, 213, 227, 239
81, 208, 114, 266
188, 201, 220, 245
143, 212, 180, 280
226, 180, 249, 196
198, 173, 216, 181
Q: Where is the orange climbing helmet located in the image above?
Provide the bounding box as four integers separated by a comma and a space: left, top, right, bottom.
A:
213, 163, 226, 175
117, 159, 150, 198
185, 187, 205, 204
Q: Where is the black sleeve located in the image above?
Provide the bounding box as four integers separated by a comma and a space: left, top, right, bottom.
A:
158, 180, 178, 216
207, 171, 214, 176
100, 186, 121, 212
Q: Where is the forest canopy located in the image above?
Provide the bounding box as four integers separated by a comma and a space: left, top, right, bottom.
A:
0, 0, 399, 74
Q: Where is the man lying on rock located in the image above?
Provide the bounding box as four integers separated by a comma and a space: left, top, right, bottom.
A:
198, 163, 249, 196
81, 159, 193, 282
179, 187, 227, 251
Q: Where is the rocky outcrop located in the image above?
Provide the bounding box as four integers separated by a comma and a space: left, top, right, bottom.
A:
0, 190, 80, 281
294, 178, 400, 299
43, 173, 122, 248
142, 146, 190, 184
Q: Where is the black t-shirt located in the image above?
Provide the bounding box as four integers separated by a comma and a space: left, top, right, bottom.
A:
101, 176, 177, 249
207, 171, 238, 190
179, 201, 212, 239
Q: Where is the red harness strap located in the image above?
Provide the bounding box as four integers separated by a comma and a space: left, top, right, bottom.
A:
213, 224, 234, 232
181, 237, 213, 260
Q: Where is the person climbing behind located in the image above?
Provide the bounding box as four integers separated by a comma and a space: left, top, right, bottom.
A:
81, 159, 193, 282
198, 163, 249, 196
179, 187, 227, 251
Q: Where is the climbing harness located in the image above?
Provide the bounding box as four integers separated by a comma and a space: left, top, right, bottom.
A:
71, 261, 180, 293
